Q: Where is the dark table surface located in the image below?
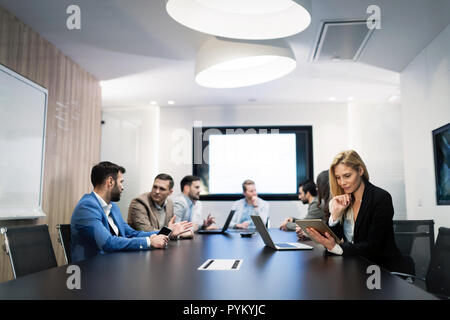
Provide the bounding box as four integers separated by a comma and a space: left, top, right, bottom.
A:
0, 229, 436, 300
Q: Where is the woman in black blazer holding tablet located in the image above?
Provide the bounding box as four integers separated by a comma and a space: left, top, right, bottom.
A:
306, 150, 414, 274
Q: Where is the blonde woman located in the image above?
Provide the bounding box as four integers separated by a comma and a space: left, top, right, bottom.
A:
306, 150, 414, 274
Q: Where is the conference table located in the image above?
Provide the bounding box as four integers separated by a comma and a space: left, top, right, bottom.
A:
0, 229, 436, 300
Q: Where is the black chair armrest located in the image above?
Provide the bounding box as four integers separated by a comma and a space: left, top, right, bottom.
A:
390, 271, 426, 283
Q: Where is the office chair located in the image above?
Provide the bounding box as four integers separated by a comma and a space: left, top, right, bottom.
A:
392, 226, 450, 299
56, 224, 72, 264
0, 225, 58, 278
425, 227, 450, 299
392, 220, 434, 285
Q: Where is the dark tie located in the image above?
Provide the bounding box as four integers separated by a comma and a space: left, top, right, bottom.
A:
109, 223, 117, 236
108, 215, 120, 236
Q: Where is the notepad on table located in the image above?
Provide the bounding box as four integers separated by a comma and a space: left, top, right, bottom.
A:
198, 259, 243, 271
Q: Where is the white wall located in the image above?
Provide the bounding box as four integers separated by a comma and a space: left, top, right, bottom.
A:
348, 102, 406, 219
101, 107, 160, 219
157, 102, 406, 226
158, 103, 349, 227
100, 101, 409, 226
400, 23, 450, 234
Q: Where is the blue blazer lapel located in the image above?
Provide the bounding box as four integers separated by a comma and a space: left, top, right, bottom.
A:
110, 204, 124, 236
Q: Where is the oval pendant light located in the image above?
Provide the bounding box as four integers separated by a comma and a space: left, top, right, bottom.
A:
166, 0, 311, 40
195, 37, 297, 88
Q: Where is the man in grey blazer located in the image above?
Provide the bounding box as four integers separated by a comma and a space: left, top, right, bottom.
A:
128, 173, 193, 239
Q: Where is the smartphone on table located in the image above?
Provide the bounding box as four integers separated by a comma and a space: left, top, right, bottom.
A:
158, 226, 172, 236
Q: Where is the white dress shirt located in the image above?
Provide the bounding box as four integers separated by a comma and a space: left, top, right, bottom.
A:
93, 192, 119, 235
172, 194, 204, 227
229, 197, 269, 229
94, 192, 151, 247
327, 201, 355, 255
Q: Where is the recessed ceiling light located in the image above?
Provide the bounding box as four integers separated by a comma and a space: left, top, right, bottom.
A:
348, 96, 355, 101
150, 101, 158, 105
166, 0, 311, 40
195, 37, 296, 88
168, 100, 175, 105
329, 97, 336, 101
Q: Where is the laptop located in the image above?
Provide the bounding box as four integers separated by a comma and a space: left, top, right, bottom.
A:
196, 210, 236, 234
250, 215, 313, 250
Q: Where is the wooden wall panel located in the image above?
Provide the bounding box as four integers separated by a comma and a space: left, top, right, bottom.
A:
0, 6, 101, 283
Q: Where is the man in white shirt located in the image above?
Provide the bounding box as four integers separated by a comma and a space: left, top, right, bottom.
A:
172, 175, 217, 232
229, 180, 269, 229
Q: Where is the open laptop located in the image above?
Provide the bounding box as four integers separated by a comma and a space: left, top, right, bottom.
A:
251, 215, 313, 250
197, 210, 235, 234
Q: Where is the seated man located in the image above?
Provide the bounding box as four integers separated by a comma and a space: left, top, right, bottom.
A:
279, 180, 325, 231
172, 175, 217, 232
127, 173, 193, 239
229, 180, 269, 230
71, 162, 190, 262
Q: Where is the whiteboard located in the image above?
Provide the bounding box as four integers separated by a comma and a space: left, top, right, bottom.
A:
0, 64, 47, 220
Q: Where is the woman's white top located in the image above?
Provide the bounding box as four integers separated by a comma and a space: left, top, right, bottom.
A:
327, 200, 356, 255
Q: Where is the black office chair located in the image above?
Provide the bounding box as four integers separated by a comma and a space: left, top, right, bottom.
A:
0, 225, 58, 278
392, 219, 435, 286
56, 224, 72, 264
425, 227, 450, 299
392, 226, 450, 300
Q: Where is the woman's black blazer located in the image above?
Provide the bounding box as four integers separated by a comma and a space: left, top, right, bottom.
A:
328, 179, 413, 274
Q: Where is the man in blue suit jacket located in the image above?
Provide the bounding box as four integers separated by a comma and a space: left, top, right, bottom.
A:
71, 161, 191, 262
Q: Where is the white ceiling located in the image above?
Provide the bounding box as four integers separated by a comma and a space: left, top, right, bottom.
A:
1, 0, 450, 107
